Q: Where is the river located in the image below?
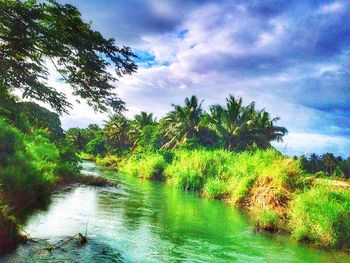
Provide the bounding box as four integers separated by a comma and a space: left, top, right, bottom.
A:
3, 161, 350, 262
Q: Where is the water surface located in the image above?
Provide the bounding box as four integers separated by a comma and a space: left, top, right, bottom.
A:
3, 161, 350, 262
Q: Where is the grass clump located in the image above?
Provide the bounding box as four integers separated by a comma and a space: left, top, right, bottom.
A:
120, 153, 166, 180
289, 186, 350, 248
112, 147, 350, 248
203, 178, 228, 199
164, 149, 231, 191
252, 208, 280, 231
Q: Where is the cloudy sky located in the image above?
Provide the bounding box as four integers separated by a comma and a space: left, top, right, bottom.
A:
55, 0, 350, 157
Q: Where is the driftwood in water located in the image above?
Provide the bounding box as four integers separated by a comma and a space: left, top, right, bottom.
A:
78, 233, 87, 244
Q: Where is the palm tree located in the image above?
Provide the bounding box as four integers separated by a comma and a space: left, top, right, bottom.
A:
133, 112, 156, 129
203, 95, 287, 150
322, 153, 337, 175
104, 113, 131, 152
249, 110, 287, 148
160, 95, 203, 149
309, 153, 319, 173
203, 95, 254, 150
129, 112, 157, 152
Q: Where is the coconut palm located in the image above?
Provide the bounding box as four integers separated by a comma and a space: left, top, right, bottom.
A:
104, 113, 131, 152
129, 112, 157, 152
203, 95, 255, 150
160, 95, 203, 149
249, 110, 287, 148
203, 95, 287, 150
133, 112, 156, 129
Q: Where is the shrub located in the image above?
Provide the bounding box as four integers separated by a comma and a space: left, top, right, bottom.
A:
289, 186, 350, 248
0, 119, 47, 200
0, 204, 23, 253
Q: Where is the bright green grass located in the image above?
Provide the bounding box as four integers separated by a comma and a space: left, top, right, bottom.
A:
290, 186, 350, 248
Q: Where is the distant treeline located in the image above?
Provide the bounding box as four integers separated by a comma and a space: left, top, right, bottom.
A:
297, 153, 350, 178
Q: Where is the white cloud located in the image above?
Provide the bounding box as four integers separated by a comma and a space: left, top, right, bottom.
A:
275, 132, 350, 157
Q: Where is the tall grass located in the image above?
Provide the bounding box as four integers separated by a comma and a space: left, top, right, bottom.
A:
120, 153, 166, 180
290, 186, 350, 248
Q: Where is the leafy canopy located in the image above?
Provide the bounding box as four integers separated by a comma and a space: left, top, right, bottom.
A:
0, 0, 137, 114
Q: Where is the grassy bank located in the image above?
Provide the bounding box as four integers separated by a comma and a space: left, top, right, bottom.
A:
0, 118, 83, 253
96, 148, 350, 249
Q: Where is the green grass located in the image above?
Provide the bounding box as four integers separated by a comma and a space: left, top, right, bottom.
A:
252, 208, 280, 231
289, 186, 350, 248
120, 153, 166, 180
0, 204, 23, 253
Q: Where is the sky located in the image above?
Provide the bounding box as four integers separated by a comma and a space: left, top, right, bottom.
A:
54, 0, 350, 157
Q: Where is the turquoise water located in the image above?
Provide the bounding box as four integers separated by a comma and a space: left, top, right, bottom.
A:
3, 161, 350, 262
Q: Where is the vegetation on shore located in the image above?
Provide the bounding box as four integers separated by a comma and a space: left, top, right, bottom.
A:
72, 94, 350, 250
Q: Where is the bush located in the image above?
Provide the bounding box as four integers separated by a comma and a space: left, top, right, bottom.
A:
0, 204, 23, 253
289, 186, 350, 248
86, 136, 106, 156
0, 119, 49, 200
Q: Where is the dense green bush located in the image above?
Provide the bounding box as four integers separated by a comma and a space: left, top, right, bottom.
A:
0, 118, 50, 200
0, 119, 79, 202
290, 186, 350, 248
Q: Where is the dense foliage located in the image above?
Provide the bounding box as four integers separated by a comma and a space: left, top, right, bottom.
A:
0, 117, 80, 252
0, 0, 137, 113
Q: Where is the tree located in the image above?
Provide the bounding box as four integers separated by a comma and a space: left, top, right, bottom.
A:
309, 153, 320, 174
104, 113, 131, 153
18, 102, 64, 140
250, 110, 287, 148
133, 112, 156, 129
203, 95, 287, 150
322, 153, 338, 175
65, 128, 87, 151
129, 112, 157, 152
0, 0, 137, 114
86, 133, 106, 156
160, 95, 203, 149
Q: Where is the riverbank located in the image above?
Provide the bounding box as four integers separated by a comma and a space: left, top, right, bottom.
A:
0, 117, 117, 254
0, 171, 117, 255
94, 148, 350, 250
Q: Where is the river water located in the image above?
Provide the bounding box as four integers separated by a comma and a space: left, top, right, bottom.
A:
3, 161, 350, 262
